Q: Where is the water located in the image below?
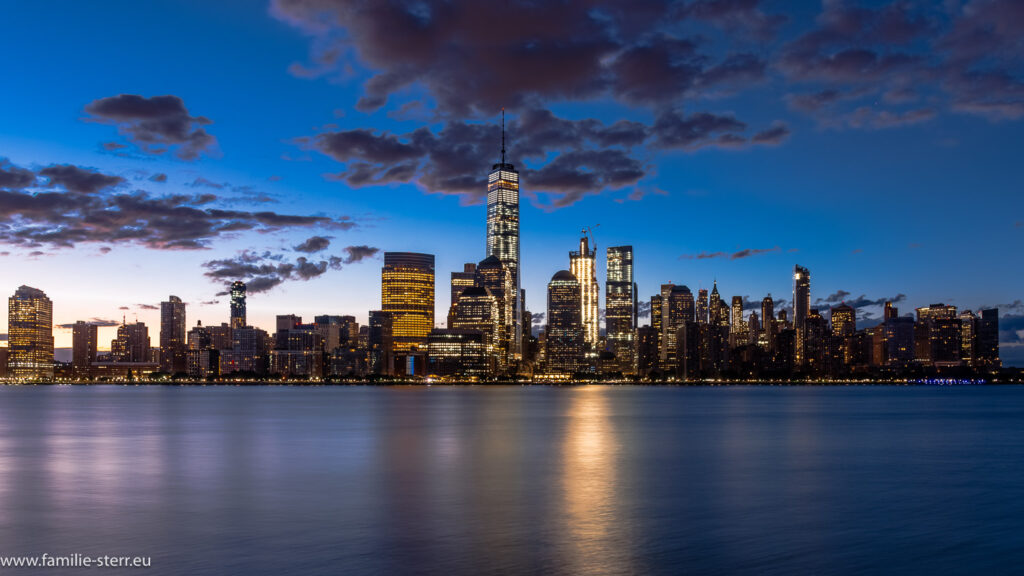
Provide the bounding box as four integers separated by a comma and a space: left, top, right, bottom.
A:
0, 385, 1022, 575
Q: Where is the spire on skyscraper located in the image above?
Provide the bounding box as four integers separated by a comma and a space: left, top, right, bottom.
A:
500, 107, 506, 165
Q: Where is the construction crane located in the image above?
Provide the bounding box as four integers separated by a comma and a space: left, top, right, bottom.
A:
581, 224, 600, 252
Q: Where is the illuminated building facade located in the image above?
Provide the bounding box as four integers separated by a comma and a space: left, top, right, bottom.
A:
427, 329, 488, 378
570, 234, 599, 351
448, 263, 477, 325
696, 288, 708, 325
916, 304, 961, 366
160, 295, 187, 374
381, 252, 435, 352
7, 285, 53, 379
761, 295, 775, 349
730, 295, 748, 346
450, 286, 499, 369
486, 119, 522, 359
111, 321, 151, 364
793, 265, 810, 364
660, 284, 694, 372
605, 246, 637, 374
959, 310, 977, 365
976, 308, 1000, 369
72, 320, 98, 379
230, 281, 246, 329
367, 310, 394, 376
546, 270, 582, 374
476, 255, 514, 371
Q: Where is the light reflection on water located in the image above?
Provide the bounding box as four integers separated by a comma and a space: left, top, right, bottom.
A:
0, 385, 1023, 575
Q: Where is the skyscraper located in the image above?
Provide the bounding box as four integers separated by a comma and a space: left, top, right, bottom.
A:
476, 255, 514, 370
730, 295, 747, 346
382, 252, 435, 352
111, 321, 151, 363
696, 288, 709, 325
230, 281, 246, 329
160, 295, 187, 374
661, 284, 695, 372
761, 294, 775, 349
793, 265, 810, 364
605, 246, 637, 374
7, 286, 53, 380
72, 321, 98, 379
569, 233, 599, 351
486, 112, 521, 359
448, 262, 477, 326
546, 270, 582, 375
976, 308, 1000, 369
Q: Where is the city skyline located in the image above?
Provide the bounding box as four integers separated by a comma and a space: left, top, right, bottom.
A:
1, 1, 1022, 366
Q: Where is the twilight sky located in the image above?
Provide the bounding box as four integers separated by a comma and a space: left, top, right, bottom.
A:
1, 0, 1022, 363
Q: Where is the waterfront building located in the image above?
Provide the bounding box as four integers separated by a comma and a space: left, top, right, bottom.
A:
448, 263, 477, 325
381, 252, 435, 352
7, 286, 53, 380
486, 115, 522, 358
71, 321, 97, 380
569, 233, 600, 351
111, 321, 150, 363
605, 246, 637, 374
545, 270, 583, 375
427, 329, 488, 378
160, 295, 187, 374
793, 265, 810, 364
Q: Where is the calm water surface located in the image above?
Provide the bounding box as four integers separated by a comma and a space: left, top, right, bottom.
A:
0, 385, 1022, 575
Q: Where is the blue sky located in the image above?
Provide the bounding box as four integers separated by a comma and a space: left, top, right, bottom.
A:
1, 0, 1022, 362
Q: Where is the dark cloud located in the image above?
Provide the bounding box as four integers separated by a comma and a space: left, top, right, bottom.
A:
149, 173, 168, 183
118, 306, 130, 311
531, 312, 546, 325
203, 245, 379, 293
294, 235, 332, 253
681, 246, 780, 260
816, 292, 907, 309
0, 160, 355, 250
84, 94, 218, 160
136, 304, 159, 310
339, 244, 380, 264
0, 159, 37, 189
751, 123, 790, 145
39, 164, 124, 194
200, 300, 220, 306
780, 1, 1024, 126
189, 177, 226, 189
681, 0, 786, 41
304, 107, 783, 208
271, 0, 778, 116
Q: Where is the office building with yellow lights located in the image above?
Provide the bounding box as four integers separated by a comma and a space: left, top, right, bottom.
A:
7, 285, 54, 380
382, 252, 435, 352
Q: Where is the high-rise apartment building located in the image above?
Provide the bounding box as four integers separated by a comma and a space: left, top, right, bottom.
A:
111, 321, 151, 363
72, 321, 98, 379
7, 286, 53, 379
381, 252, 435, 352
160, 295, 187, 374
696, 288, 709, 325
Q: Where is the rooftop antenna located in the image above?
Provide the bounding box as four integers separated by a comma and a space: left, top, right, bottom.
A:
500, 107, 506, 165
